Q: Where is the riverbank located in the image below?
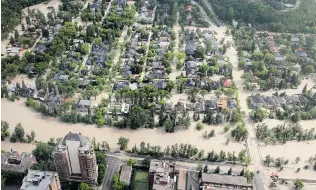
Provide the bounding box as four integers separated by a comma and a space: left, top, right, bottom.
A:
1, 98, 244, 153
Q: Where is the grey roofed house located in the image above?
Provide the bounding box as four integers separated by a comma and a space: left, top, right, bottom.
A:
153, 80, 167, 89
290, 95, 301, 104
205, 99, 217, 110
53, 72, 69, 82
62, 132, 88, 147
276, 96, 287, 105
18, 86, 35, 97
185, 61, 197, 76
1, 150, 37, 173
120, 165, 132, 186
19, 170, 61, 190
201, 173, 252, 188
184, 78, 195, 87
203, 32, 214, 42
186, 61, 197, 69
271, 96, 280, 106
79, 78, 91, 88
251, 96, 266, 107
295, 49, 308, 57
200, 79, 209, 89
185, 40, 196, 55
152, 61, 164, 69
123, 70, 132, 78
263, 97, 275, 108
291, 36, 300, 43
113, 81, 129, 91
284, 95, 293, 104
129, 83, 138, 90
165, 103, 173, 113
227, 99, 237, 109
35, 44, 47, 53
155, 104, 162, 113
77, 100, 92, 112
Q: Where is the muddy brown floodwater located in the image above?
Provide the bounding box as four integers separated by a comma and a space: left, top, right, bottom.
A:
1, 98, 244, 153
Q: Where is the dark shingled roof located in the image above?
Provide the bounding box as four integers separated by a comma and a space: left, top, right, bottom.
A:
62, 132, 88, 147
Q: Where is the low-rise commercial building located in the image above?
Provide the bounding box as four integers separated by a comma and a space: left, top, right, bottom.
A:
19, 170, 61, 190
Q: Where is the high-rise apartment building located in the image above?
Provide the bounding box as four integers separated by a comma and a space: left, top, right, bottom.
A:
52, 132, 98, 184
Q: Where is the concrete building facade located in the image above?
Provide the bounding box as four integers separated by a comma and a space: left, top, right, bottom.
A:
53, 132, 98, 184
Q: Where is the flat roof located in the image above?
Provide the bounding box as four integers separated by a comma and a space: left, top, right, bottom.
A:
20, 170, 58, 190
201, 173, 252, 187
120, 165, 132, 183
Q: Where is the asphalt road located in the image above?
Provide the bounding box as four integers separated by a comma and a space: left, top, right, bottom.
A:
101, 155, 122, 190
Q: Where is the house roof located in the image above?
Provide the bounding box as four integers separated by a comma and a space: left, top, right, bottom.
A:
129, 83, 138, 91
1, 151, 36, 173
217, 98, 227, 109
295, 49, 307, 57
153, 80, 167, 89
78, 99, 92, 106
223, 80, 232, 87
205, 99, 217, 109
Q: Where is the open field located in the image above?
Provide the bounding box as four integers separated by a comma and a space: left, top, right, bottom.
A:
132, 169, 149, 190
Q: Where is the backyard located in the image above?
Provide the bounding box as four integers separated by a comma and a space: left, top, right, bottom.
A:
132, 169, 149, 190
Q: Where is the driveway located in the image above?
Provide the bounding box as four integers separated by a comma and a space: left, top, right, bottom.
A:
101, 155, 122, 190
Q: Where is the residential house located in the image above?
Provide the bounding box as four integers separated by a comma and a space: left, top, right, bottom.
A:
295, 49, 309, 64
153, 80, 167, 89
217, 98, 227, 110
76, 100, 93, 112
185, 61, 197, 76
1, 150, 37, 173
165, 103, 173, 113
35, 44, 48, 53
205, 99, 217, 111
223, 80, 232, 88
250, 95, 266, 109
184, 78, 196, 88
158, 41, 170, 50
6, 47, 21, 55
113, 81, 129, 91
53, 72, 69, 83
291, 36, 300, 46
227, 99, 238, 109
